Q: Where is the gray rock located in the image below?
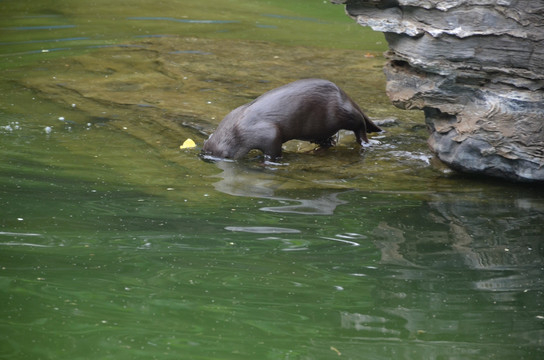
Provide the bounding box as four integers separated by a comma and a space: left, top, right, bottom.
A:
332, 0, 544, 182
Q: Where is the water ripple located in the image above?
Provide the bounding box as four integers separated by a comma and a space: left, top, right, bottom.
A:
0, 242, 50, 248
127, 17, 238, 24
320, 233, 364, 246
0, 37, 89, 46
169, 50, 213, 55
3, 25, 76, 31
0, 231, 42, 237
225, 226, 301, 234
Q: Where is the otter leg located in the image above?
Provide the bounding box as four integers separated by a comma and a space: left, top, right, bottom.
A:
262, 142, 283, 161
259, 129, 284, 161
315, 136, 337, 148
354, 127, 369, 145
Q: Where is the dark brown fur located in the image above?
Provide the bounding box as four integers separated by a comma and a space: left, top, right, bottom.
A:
202, 79, 382, 160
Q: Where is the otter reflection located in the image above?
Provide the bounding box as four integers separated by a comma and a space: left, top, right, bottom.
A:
211, 160, 348, 215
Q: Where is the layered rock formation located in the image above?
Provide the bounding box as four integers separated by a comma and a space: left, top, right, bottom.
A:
332, 0, 544, 182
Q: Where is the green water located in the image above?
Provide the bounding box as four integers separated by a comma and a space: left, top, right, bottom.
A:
1, 1, 543, 359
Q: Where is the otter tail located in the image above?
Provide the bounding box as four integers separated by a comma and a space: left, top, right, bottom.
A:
361, 111, 383, 134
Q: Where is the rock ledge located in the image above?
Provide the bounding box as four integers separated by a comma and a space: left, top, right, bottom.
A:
333, 0, 544, 182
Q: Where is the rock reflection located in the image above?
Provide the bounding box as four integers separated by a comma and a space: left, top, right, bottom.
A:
211, 160, 348, 215
365, 191, 544, 349
340, 312, 400, 336
373, 193, 544, 271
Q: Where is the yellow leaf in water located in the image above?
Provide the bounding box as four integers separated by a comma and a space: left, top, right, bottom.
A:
180, 138, 196, 149
330, 346, 341, 356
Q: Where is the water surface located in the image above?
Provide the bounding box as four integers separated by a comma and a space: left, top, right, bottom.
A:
1, 1, 543, 359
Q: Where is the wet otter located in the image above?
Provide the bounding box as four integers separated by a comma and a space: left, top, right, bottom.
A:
202, 79, 382, 160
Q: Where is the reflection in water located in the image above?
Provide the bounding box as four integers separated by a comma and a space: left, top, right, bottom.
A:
211, 160, 278, 198
320, 232, 365, 246
372, 193, 543, 271
260, 193, 347, 215
225, 226, 300, 234
340, 312, 400, 336
212, 160, 348, 215
362, 191, 544, 353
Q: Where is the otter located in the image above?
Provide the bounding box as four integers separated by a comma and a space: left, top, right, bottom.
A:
202, 79, 382, 160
